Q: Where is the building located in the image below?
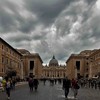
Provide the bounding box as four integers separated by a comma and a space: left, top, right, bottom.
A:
66, 49, 100, 79
0, 38, 43, 79
88, 49, 100, 78
17, 49, 43, 79
1, 37, 100, 80
42, 55, 66, 79
0, 38, 23, 79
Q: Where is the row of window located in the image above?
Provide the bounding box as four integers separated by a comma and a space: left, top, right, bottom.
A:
43, 72, 65, 77
1, 57, 21, 69
89, 53, 100, 61
1, 44, 20, 59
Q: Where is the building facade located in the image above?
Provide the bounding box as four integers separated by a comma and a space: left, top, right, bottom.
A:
0, 38, 23, 79
88, 49, 100, 78
17, 49, 43, 79
42, 56, 66, 79
1, 37, 100, 80
66, 49, 100, 79
0, 38, 43, 79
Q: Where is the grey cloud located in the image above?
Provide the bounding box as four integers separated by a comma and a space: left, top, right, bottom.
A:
0, 0, 37, 33
32, 33, 46, 40
18, 18, 37, 33
89, 16, 100, 38
45, 0, 100, 62
14, 41, 32, 50
7, 34, 31, 42
0, 0, 21, 33
0, 7, 16, 33
24, 0, 73, 26
31, 28, 48, 40
33, 40, 52, 63
86, 0, 97, 4
0, 0, 100, 64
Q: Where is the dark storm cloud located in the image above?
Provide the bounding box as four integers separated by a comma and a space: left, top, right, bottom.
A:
18, 18, 37, 33
0, 0, 20, 33
0, 0, 37, 33
6, 33, 31, 42
0, 7, 16, 33
24, 0, 73, 26
47, 0, 100, 63
0, 0, 100, 64
86, 0, 97, 4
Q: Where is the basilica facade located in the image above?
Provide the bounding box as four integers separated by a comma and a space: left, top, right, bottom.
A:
42, 56, 66, 79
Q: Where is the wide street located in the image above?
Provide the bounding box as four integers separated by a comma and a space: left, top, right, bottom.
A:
0, 81, 100, 100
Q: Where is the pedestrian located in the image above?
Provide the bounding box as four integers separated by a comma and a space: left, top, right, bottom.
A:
98, 81, 100, 90
43, 78, 46, 85
33, 78, 39, 91
12, 78, 16, 90
71, 78, 80, 99
2, 78, 6, 91
62, 76, 71, 99
5, 78, 11, 100
28, 77, 34, 91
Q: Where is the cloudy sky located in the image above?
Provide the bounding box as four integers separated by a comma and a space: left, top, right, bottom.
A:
1, 0, 100, 65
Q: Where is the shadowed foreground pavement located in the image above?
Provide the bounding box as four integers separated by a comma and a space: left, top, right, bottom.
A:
0, 81, 100, 100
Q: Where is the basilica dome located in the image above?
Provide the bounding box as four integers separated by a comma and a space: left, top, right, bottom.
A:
49, 56, 59, 66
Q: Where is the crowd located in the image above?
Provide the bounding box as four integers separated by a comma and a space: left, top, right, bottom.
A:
79, 78, 100, 89
28, 77, 39, 92
40, 77, 100, 99
0, 77, 16, 100
62, 77, 80, 99
0, 76, 100, 100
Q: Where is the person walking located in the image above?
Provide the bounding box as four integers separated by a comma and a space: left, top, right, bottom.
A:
71, 78, 80, 99
33, 78, 39, 91
2, 78, 6, 91
62, 76, 71, 99
5, 78, 11, 100
28, 77, 34, 91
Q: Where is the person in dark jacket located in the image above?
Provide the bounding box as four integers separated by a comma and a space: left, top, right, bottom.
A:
28, 77, 34, 91
71, 78, 80, 99
5, 78, 11, 100
33, 78, 39, 91
62, 76, 71, 99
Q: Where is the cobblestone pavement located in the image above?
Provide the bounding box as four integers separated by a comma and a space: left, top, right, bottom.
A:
0, 81, 100, 100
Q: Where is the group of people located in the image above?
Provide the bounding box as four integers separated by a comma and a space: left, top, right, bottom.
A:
80, 78, 100, 89
62, 77, 80, 99
1, 77, 16, 100
28, 77, 39, 92
0, 76, 80, 100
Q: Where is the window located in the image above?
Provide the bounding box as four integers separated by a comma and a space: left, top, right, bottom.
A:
2, 57, 4, 63
77, 73, 80, 79
2, 68, 3, 72
6, 47, 8, 52
76, 61, 80, 70
2, 45, 3, 49
86, 58, 88, 60
30, 61, 34, 70
6, 59, 8, 64
87, 63, 88, 65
